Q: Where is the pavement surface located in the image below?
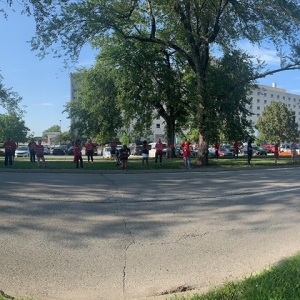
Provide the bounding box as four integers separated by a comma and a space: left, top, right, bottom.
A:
1, 166, 300, 300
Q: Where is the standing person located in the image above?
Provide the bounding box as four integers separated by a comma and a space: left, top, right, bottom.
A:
11, 139, 17, 162
155, 138, 164, 165
181, 139, 191, 169
214, 141, 220, 159
247, 139, 253, 167
274, 140, 280, 165
28, 138, 36, 162
3, 137, 13, 167
166, 140, 174, 159
35, 139, 46, 168
110, 139, 117, 161
141, 140, 149, 167
119, 144, 130, 170
291, 140, 297, 163
74, 139, 84, 169
233, 140, 239, 159
85, 139, 94, 163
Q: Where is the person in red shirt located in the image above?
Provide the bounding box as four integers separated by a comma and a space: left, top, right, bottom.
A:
274, 140, 280, 165
180, 139, 191, 169
214, 141, 220, 159
233, 140, 239, 159
74, 139, 84, 169
110, 139, 118, 161
35, 139, 46, 168
155, 138, 164, 165
3, 137, 13, 167
85, 139, 94, 163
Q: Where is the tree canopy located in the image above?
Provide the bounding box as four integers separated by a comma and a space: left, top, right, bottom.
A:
0, 113, 30, 143
42, 125, 61, 136
256, 101, 299, 143
18, 0, 300, 164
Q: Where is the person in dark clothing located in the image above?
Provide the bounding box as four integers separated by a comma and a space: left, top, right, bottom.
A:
247, 139, 253, 167
28, 138, 36, 162
119, 145, 130, 170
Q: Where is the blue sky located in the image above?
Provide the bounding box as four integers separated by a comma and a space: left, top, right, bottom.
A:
0, 8, 300, 137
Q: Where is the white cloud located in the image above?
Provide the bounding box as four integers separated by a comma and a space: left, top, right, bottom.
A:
35, 102, 54, 106
238, 42, 280, 65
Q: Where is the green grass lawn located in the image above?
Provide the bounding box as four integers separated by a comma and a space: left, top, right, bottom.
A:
0, 154, 296, 170
171, 252, 300, 300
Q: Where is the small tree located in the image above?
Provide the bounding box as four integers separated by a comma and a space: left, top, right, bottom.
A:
256, 101, 299, 143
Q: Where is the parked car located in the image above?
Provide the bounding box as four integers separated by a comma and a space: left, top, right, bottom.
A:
262, 144, 275, 153
43, 146, 50, 155
102, 147, 111, 158
240, 145, 267, 156
130, 145, 143, 156
175, 146, 183, 156
148, 142, 167, 157
15, 146, 30, 157
67, 146, 74, 155
218, 147, 233, 156
254, 146, 268, 155
52, 145, 68, 155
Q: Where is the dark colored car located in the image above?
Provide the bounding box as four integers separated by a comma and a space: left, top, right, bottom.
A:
130, 145, 143, 156
53, 145, 68, 155
240, 146, 267, 156
67, 146, 74, 155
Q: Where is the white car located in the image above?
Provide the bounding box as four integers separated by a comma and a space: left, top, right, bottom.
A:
15, 146, 30, 157
102, 147, 111, 158
43, 146, 50, 155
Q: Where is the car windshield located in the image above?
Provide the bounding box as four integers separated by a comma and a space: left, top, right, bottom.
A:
219, 148, 228, 151
105, 147, 111, 151
17, 146, 27, 151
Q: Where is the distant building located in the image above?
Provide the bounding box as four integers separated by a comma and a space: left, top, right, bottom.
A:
249, 83, 300, 127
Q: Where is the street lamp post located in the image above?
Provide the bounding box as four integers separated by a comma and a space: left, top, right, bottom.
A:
59, 120, 62, 145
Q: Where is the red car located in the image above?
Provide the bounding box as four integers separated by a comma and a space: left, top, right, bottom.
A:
262, 144, 275, 153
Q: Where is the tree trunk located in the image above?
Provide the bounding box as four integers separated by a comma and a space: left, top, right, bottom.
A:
166, 117, 176, 158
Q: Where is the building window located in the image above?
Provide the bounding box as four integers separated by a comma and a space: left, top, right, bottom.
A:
288, 104, 291, 108
257, 106, 260, 110
249, 91, 253, 95
264, 92, 267, 97
156, 124, 160, 128
257, 91, 260, 96
249, 97, 253, 103
283, 96, 285, 100
288, 97, 291, 101
271, 94, 274, 98
264, 100, 267, 104
257, 99, 260, 103
277, 95, 280, 99
294, 105, 296, 108
249, 105, 252, 110
257, 113, 260, 117
294, 99, 296, 102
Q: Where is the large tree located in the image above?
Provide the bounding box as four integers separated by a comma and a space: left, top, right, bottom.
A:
256, 102, 299, 143
64, 67, 122, 143
0, 73, 25, 116
0, 113, 30, 143
26, 0, 300, 165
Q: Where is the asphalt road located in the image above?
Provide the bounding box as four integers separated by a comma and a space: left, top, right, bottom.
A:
1, 166, 300, 300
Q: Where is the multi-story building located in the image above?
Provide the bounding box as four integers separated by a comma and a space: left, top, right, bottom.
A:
249, 83, 300, 127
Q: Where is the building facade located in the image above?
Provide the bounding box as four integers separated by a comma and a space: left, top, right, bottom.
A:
249, 83, 300, 127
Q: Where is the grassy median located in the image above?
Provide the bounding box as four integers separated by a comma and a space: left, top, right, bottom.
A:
170, 252, 300, 300
0, 154, 297, 170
